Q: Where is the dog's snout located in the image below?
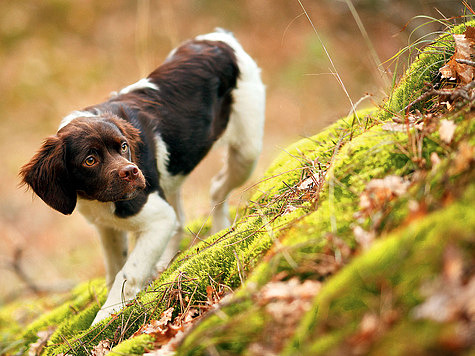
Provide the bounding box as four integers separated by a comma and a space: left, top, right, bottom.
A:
119, 165, 139, 181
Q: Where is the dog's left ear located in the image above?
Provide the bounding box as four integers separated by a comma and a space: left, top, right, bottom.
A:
20, 136, 77, 215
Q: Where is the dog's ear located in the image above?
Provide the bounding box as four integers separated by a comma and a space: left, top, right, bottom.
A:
20, 136, 77, 215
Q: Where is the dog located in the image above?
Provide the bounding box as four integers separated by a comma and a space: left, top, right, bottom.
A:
20, 29, 265, 324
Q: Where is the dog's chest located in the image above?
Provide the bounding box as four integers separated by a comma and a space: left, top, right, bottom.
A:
77, 198, 146, 232
76, 193, 174, 233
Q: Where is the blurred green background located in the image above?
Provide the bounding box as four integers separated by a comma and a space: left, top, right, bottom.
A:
0, 0, 468, 302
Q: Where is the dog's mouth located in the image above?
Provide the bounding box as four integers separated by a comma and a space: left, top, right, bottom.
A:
78, 175, 147, 203
115, 176, 147, 201
117, 187, 143, 201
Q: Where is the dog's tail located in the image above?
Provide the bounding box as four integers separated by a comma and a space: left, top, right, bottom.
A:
196, 30, 266, 163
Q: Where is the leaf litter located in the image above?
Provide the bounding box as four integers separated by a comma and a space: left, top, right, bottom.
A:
439, 26, 475, 84
412, 244, 475, 349
248, 277, 321, 356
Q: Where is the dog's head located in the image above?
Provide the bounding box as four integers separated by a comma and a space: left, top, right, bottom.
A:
20, 114, 146, 215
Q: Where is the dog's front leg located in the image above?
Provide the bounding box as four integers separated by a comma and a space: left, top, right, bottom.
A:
92, 196, 177, 325
96, 226, 128, 289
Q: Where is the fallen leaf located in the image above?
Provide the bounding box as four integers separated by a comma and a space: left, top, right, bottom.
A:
144, 330, 186, 356
443, 244, 464, 284
358, 175, 410, 216
206, 285, 225, 305
249, 278, 322, 355
260, 278, 321, 303
298, 172, 322, 190
430, 152, 441, 169
180, 308, 199, 324
91, 340, 111, 356
28, 327, 56, 356
382, 115, 424, 132
439, 26, 475, 84
451, 141, 475, 174
413, 244, 475, 323
439, 119, 457, 144
133, 307, 182, 346
141, 288, 224, 355
283, 204, 297, 215
352, 225, 376, 250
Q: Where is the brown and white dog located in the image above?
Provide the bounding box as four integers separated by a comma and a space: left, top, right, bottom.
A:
20, 29, 265, 324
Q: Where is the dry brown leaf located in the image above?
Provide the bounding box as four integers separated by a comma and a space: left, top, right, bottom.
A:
28, 327, 56, 356
382, 115, 423, 133
91, 340, 111, 356
180, 308, 199, 324
260, 278, 321, 303
413, 245, 475, 323
133, 307, 183, 346
143, 301, 212, 354
298, 172, 322, 190
249, 278, 322, 355
439, 119, 457, 144
358, 175, 410, 216
430, 152, 441, 169
352, 225, 376, 250
413, 276, 475, 322
283, 204, 297, 215
144, 330, 186, 356
136, 307, 174, 335
439, 26, 475, 84
206, 285, 224, 305
452, 141, 475, 174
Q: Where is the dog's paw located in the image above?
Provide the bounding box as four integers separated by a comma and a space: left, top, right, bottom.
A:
92, 307, 117, 326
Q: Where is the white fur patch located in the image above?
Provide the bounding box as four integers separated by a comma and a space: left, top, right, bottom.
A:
77, 193, 174, 233
195, 30, 262, 83
116, 78, 159, 96
154, 134, 185, 197
198, 30, 266, 162
58, 110, 100, 131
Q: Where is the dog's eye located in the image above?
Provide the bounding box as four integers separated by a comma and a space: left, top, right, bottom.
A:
121, 142, 128, 153
84, 156, 96, 167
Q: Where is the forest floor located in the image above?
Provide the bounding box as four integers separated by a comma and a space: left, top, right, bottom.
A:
1, 19, 474, 356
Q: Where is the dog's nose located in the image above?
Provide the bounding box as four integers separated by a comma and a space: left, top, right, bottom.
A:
119, 165, 140, 181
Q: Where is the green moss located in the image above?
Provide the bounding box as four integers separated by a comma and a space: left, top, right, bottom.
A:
7, 20, 475, 355
109, 334, 155, 355
384, 20, 475, 118
45, 212, 274, 354
180, 300, 265, 356
10, 279, 106, 355
0, 294, 72, 355
176, 20, 475, 353
253, 108, 376, 203
286, 185, 475, 355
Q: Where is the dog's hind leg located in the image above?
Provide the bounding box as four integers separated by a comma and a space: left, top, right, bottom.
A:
210, 80, 265, 234
155, 189, 185, 272
210, 146, 257, 233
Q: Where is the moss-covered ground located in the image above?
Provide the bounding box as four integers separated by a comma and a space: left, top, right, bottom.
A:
1, 20, 474, 356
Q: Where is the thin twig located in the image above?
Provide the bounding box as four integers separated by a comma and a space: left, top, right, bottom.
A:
455, 58, 475, 67
9, 247, 41, 294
